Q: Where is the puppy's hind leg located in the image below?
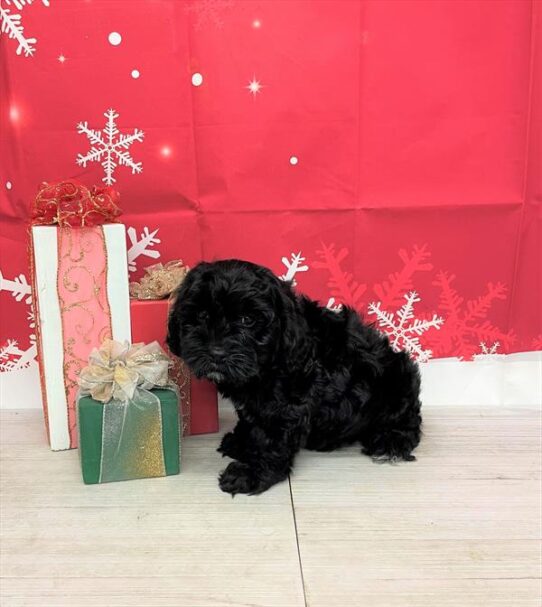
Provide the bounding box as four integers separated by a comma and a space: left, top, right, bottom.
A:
360, 405, 422, 462
360, 350, 422, 462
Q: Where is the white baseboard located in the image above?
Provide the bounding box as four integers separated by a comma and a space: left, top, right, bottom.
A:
1, 352, 541, 410
0, 362, 43, 409
419, 351, 542, 407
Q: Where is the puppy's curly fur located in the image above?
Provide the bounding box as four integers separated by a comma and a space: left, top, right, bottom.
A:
167, 259, 422, 495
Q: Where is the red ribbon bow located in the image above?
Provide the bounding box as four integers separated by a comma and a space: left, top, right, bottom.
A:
31, 180, 121, 227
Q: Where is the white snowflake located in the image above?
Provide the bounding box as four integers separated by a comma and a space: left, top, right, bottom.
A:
0, 269, 32, 303
326, 297, 343, 313
127, 226, 161, 273
480, 341, 500, 355
76, 108, 144, 185
0, 266, 38, 373
0, 0, 49, 57
279, 252, 308, 286
0, 339, 37, 372
368, 291, 443, 363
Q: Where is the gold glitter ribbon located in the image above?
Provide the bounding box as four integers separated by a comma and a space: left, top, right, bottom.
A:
78, 340, 177, 482
171, 356, 191, 435
129, 260, 189, 300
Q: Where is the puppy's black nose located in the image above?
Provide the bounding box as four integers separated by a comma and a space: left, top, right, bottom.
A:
210, 346, 225, 357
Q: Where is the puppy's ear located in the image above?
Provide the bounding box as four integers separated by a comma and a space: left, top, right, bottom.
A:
276, 280, 311, 373
166, 302, 182, 357
166, 266, 199, 357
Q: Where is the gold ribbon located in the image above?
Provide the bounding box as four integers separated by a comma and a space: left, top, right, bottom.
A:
129, 260, 189, 300
78, 339, 173, 403
31, 179, 121, 228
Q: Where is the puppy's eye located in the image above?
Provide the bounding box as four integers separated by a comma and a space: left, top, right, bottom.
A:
198, 311, 209, 322
240, 315, 254, 326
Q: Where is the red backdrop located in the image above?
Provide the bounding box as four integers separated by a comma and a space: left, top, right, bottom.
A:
1, 0, 541, 372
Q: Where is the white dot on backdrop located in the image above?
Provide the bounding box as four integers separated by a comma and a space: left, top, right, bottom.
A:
192, 72, 203, 87
289, 156, 299, 165
6, 181, 12, 190
108, 32, 122, 46
131, 69, 140, 79
252, 19, 262, 28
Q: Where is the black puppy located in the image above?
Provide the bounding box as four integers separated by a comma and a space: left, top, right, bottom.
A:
167, 259, 422, 495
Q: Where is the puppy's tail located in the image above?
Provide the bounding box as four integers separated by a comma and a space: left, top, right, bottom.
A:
361, 350, 422, 462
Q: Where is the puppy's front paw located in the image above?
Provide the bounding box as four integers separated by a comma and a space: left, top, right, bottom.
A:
219, 461, 259, 496
217, 432, 245, 460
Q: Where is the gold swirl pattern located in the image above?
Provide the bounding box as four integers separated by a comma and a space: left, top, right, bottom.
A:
57, 226, 113, 447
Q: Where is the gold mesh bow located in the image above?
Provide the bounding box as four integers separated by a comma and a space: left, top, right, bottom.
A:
78, 340, 172, 403
129, 260, 189, 300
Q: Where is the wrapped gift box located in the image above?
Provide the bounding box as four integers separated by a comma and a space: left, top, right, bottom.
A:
78, 388, 180, 484
130, 299, 219, 435
31, 224, 131, 450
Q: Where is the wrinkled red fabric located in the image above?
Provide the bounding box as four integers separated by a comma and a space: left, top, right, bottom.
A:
0, 0, 540, 362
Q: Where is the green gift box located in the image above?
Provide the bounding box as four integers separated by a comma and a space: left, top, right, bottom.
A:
76, 340, 181, 485
77, 389, 180, 484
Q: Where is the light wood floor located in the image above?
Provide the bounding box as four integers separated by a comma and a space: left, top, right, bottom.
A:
1, 405, 540, 607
